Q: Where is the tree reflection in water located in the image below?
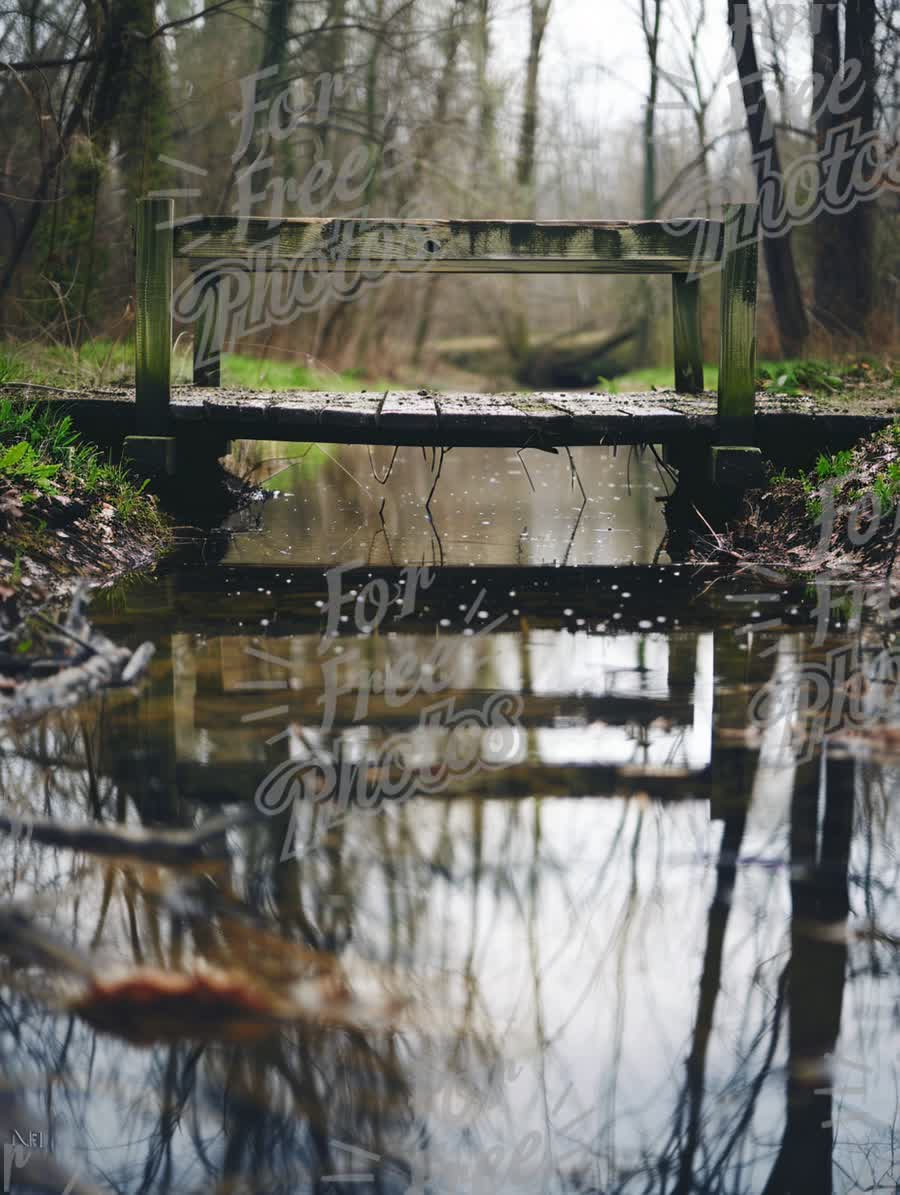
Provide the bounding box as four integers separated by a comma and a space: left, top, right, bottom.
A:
0, 614, 897, 1195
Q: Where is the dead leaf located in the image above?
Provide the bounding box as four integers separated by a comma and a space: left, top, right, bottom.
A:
72, 965, 295, 1046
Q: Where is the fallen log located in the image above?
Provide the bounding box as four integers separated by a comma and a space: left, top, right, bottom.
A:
0, 807, 255, 864
0, 583, 155, 721
433, 324, 641, 387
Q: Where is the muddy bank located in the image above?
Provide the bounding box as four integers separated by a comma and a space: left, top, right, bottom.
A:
0, 481, 167, 634
690, 424, 900, 584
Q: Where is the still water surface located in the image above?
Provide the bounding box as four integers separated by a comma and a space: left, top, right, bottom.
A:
1, 444, 897, 1194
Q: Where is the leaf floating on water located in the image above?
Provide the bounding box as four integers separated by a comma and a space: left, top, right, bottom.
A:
70, 963, 410, 1045
72, 966, 297, 1045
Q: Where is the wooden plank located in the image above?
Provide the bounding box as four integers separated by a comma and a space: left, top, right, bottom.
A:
134, 198, 173, 433
270, 394, 332, 436
434, 392, 555, 444
173, 217, 724, 275
551, 392, 702, 444
506, 396, 572, 448
379, 391, 438, 434
718, 203, 759, 444
202, 393, 274, 423
313, 393, 382, 435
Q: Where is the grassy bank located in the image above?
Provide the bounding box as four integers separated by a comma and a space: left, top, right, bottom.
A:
613, 356, 898, 400
0, 396, 169, 621
0, 339, 385, 392
699, 423, 900, 580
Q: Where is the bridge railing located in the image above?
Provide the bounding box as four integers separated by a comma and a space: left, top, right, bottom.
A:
134, 199, 759, 445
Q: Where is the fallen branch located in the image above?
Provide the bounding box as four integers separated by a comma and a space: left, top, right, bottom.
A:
0, 584, 155, 721
0, 807, 254, 864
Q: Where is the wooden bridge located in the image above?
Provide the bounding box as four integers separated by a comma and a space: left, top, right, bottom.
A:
8, 198, 883, 491
56, 384, 892, 463
124, 197, 778, 489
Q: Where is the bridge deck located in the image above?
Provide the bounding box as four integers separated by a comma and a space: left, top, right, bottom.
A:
19, 386, 896, 450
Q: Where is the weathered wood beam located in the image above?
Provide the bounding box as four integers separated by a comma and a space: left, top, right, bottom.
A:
135, 198, 174, 433
717, 203, 759, 444
174, 217, 724, 274
192, 266, 223, 386
672, 272, 704, 393
177, 759, 714, 803
13, 389, 894, 458
187, 689, 694, 730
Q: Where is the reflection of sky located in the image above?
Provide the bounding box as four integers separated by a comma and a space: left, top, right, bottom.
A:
2, 765, 896, 1194
166, 622, 711, 772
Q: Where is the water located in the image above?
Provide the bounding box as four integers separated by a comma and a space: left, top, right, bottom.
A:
1, 443, 897, 1195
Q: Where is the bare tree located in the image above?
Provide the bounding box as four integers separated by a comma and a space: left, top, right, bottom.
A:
639, 0, 664, 220
727, 0, 809, 355
516, 0, 552, 195
812, 0, 878, 336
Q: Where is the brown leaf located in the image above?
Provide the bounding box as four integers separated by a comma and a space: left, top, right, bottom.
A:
71, 966, 295, 1046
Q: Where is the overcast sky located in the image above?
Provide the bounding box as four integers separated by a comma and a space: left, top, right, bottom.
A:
491, 0, 811, 138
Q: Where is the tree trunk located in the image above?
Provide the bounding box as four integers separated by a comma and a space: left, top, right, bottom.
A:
727, 0, 808, 356
516, 0, 552, 193
641, 0, 663, 221
470, 0, 499, 192
410, 2, 468, 364
637, 0, 663, 365
812, 0, 877, 336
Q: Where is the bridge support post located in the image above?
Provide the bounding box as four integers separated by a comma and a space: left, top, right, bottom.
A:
135, 197, 174, 431
192, 267, 223, 386
132, 198, 175, 479
672, 272, 703, 394
714, 203, 763, 488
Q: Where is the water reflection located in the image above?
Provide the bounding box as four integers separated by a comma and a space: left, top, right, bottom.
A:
223, 443, 668, 567
0, 444, 897, 1194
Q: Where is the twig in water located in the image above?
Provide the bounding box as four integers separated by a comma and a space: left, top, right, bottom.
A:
564, 446, 587, 503
690, 503, 741, 558
517, 448, 536, 492
428, 512, 445, 566
648, 443, 678, 489
368, 500, 396, 565
367, 443, 399, 485
562, 497, 588, 566
425, 446, 451, 513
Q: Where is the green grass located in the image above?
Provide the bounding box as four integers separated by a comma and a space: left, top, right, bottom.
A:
772, 421, 900, 525
0, 396, 164, 529
0, 441, 60, 499
815, 449, 854, 481
221, 352, 387, 392
611, 357, 897, 397
0, 338, 385, 392
873, 459, 900, 515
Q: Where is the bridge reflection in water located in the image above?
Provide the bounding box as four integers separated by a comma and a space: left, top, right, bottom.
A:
0, 562, 897, 1194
